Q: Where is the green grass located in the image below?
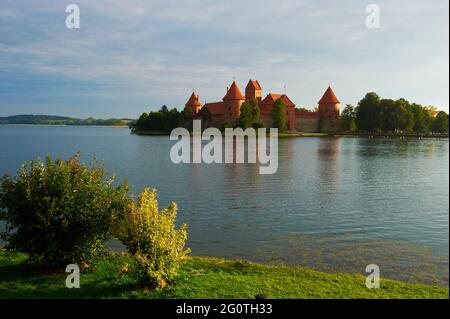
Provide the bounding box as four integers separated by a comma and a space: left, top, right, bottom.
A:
0, 249, 447, 299
278, 132, 330, 138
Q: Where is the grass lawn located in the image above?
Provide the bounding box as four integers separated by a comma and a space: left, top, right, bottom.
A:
0, 249, 447, 299
278, 132, 330, 138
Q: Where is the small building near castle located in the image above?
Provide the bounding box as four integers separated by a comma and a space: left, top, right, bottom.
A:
185, 80, 341, 132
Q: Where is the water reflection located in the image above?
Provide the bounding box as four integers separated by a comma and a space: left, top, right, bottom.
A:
0, 126, 448, 288
317, 138, 341, 190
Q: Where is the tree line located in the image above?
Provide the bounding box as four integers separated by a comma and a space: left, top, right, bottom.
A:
0, 114, 132, 126
134, 93, 448, 134
133, 105, 213, 132
133, 98, 289, 133
340, 92, 448, 134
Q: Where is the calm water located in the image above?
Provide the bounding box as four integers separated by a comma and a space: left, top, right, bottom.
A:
0, 125, 448, 286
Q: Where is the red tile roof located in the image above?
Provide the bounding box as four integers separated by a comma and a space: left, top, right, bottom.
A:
204, 101, 225, 116
319, 86, 340, 104
260, 93, 295, 107
246, 79, 262, 90
185, 92, 202, 107
223, 81, 245, 100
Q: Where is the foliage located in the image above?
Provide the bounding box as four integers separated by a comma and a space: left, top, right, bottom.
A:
411, 103, 432, 133
1, 250, 448, 299
134, 106, 183, 133
271, 98, 287, 131
431, 111, 449, 133
0, 115, 132, 126
198, 107, 212, 122
355, 92, 448, 134
0, 154, 129, 267
340, 104, 357, 132
355, 92, 383, 132
220, 122, 233, 131
252, 121, 266, 129
113, 188, 189, 288
239, 98, 260, 128
296, 107, 313, 113
198, 107, 212, 129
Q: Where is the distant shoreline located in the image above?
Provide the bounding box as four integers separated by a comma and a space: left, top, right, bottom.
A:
0, 123, 130, 128
2, 125, 447, 138
132, 129, 449, 139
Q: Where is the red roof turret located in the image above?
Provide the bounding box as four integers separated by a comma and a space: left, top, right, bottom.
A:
319, 86, 340, 104
223, 81, 245, 101
185, 92, 202, 107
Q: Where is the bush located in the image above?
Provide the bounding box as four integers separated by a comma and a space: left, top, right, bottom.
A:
252, 121, 266, 129
114, 188, 189, 288
220, 122, 233, 131
0, 153, 128, 268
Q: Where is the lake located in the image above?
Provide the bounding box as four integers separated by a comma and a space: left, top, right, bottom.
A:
0, 125, 448, 286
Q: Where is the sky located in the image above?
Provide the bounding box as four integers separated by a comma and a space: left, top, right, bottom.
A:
0, 0, 448, 118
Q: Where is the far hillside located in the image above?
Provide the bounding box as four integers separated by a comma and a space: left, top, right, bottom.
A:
0, 115, 135, 126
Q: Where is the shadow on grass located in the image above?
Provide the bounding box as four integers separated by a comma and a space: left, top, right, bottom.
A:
0, 263, 139, 299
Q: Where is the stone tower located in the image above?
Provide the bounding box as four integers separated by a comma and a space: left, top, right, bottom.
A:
318, 86, 340, 132
245, 79, 262, 103
223, 81, 245, 124
185, 91, 202, 114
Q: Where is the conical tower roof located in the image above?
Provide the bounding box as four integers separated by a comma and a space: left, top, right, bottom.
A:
185, 92, 202, 107
319, 86, 340, 104
223, 81, 245, 100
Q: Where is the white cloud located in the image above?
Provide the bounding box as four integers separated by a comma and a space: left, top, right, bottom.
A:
0, 0, 448, 117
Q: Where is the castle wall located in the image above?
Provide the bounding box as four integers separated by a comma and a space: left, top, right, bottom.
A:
260, 113, 273, 128
295, 112, 320, 132
319, 117, 340, 132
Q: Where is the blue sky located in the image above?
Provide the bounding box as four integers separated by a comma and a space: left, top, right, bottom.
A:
0, 0, 448, 118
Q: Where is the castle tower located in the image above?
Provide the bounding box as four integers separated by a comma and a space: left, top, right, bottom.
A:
185, 91, 202, 114
223, 81, 245, 123
245, 79, 262, 103
318, 86, 341, 132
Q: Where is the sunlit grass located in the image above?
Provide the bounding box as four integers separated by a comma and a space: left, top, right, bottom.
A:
0, 249, 447, 299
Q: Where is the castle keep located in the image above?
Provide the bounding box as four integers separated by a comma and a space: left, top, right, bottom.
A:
185, 80, 341, 132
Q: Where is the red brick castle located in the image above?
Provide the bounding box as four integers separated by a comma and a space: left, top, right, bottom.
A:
185, 79, 341, 132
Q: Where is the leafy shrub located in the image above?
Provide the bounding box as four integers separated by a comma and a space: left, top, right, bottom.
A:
252, 121, 266, 129
0, 153, 128, 268
114, 188, 189, 288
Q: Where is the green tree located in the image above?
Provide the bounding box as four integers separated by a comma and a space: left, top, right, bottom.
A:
380, 99, 398, 132
296, 107, 313, 113
239, 98, 260, 128
340, 104, 357, 132
164, 108, 183, 132
134, 106, 182, 133
431, 111, 449, 133
0, 153, 129, 268
181, 108, 195, 131
199, 107, 212, 129
395, 98, 414, 133
411, 103, 431, 134
271, 98, 287, 130
356, 92, 382, 132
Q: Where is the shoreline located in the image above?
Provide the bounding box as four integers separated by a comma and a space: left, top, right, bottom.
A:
2, 125, 447, 138
132, 129, 449, 139
0, 123, 131, 128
